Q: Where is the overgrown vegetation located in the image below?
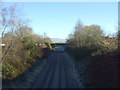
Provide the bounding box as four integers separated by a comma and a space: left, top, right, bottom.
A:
0, 4, 52, 79
66, 21, 119, 88
66, 21, 118, 61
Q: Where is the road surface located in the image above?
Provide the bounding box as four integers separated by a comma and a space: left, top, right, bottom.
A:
30, 46, 81, 88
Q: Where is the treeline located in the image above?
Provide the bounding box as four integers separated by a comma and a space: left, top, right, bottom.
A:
66, 21, 118, 61
0, 4, 52, 79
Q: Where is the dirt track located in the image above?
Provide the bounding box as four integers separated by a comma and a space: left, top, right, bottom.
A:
30, 47, 81, 88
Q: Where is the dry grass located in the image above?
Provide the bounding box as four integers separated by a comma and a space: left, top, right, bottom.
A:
2, 58, 47, 88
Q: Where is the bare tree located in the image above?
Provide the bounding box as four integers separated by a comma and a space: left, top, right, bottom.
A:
0, 4, 24, 62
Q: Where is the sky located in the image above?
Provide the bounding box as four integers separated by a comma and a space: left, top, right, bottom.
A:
2, 0, 120, 2
3, 2, 118, 39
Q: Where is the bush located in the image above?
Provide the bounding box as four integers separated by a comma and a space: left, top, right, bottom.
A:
66, 21, 118, 61
2, 62, 20, 79
67, 47, 96, 61
2, 28, 52, 80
